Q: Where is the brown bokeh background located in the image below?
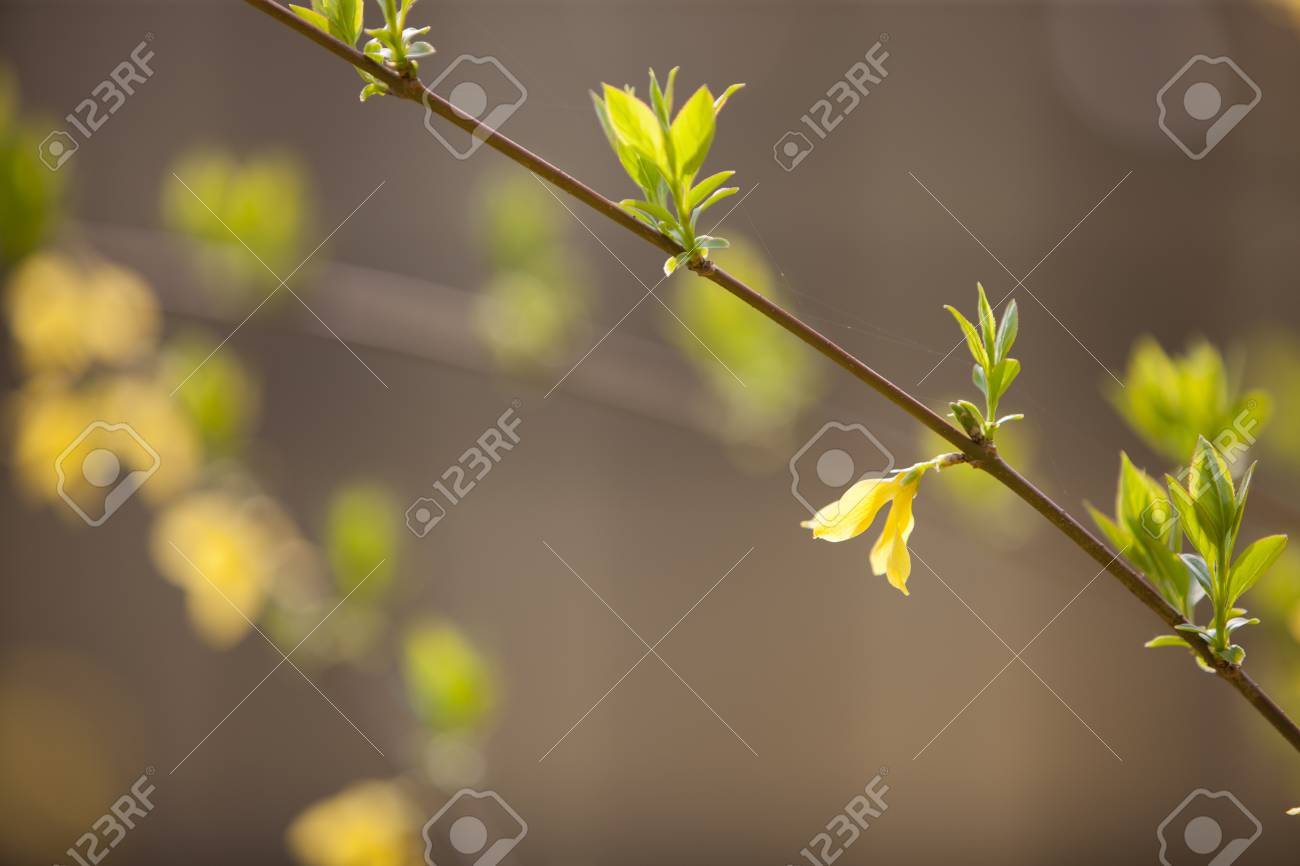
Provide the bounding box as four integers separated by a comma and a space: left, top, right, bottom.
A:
3, 1, 1300, 864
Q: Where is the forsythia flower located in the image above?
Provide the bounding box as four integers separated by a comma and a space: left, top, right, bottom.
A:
5, 253, 159, 375
287, 780, 422, 866
801, 462, 939, 596
150, 491, 288, 648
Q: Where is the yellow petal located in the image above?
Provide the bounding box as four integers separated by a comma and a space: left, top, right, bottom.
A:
870, 483, 918, 595
801, 477, 897, 542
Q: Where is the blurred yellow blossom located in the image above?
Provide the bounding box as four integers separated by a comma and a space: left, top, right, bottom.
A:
5, 253, 158, 375
150, 491, 287, 648
8, 374, 199, 515
802, 459, 945, 595
287, 780, 422, 866
8, 379, 96, 502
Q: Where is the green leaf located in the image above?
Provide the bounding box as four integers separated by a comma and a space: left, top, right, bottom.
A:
602, 84, 666, 168
663, 67, 679, 117
713, 82, 745, 114
1228, 534, 1287, 602
976, 282, 996, 361
648, 68, 671, 129
1224, 616, 1260, 635
406, 41, 435, 58
950, 399, 986, 440
944, 305, 988, 368
1180, 553, 1215, 596
290, 5, 331, 33
1228, 461, 1255, 553
692, 186, 738, 218
1118, 453, 1172, 541
664, 251, 691, 276
694, 235, 729, 250
996, 357, 1020, 398
670, 85, 717, 181
1167, 474, 1219, 566
687, 170, 735, 210
593, 92, 660, 194
971, 363, 988, 399
1088, 505, 1130, 553
620, 198, 675, 226
1217, 644, 1245, 665
1188, 436, 1235, 535
1145, 634, 1191, 649
994, 299, 1018, 363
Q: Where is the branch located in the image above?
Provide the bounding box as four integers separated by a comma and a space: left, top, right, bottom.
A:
240, 0, 1300, 756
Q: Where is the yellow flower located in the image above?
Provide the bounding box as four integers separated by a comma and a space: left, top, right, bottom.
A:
287, 780, 421, 866
5, 253, 158, 375
801, 465, 932, 595
150, 491, 287, 648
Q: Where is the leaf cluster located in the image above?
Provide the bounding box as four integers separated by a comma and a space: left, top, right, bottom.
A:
591, 68, 744, 276
291, 0, 432, 101
945, 283, 1022, 441
1161, 436, 1286, 665
1112, 337, 1269, 464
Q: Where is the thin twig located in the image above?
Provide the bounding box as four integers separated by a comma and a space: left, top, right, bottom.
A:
240, 0, 1300, 757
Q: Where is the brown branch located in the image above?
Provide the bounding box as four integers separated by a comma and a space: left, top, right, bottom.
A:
240, 0, 1300, 756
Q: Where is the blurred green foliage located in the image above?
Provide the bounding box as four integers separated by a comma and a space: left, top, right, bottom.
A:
325, 483, 399, 600
920, 420, 1037, 546
164, 333, 260, 455
1247, 331, 1300, 476
473, 172, 591, 368
669, 236, 820, 441
1111, 337, 1269, 465
0, 70, 65, 267
162, 149, 312, 301
402, 621, 497, 733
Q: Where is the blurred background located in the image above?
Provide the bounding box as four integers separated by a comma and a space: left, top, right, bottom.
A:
3, 0, 1300, 864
